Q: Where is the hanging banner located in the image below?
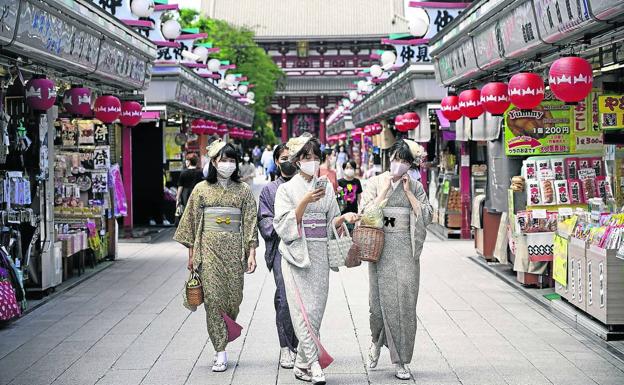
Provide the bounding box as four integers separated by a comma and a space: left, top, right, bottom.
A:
505, 97, 574, 156
164, 126, 183, 160
598, 95, 624, 130
553, 234, 568, 286
573, 90, 603, 152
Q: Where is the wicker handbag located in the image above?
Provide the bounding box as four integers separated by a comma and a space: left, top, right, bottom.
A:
352, 225, 385, 262
185, 270, 204, 307
328, 223, 352, 268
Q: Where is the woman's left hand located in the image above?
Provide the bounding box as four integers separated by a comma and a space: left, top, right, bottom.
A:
245, 254, 257, 274
342, 212, 361, 224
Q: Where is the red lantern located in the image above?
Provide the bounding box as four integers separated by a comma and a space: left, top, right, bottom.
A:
218, 124, 228, 136
458, 89, 484, 119
363, 126, 372, 137
440, 95, 462, 122
480, 82, 510, 116
549, 56, 593, 104
25, 77, 56, 111
190, 119, 202, 134
63, 87, 91, 116
203, 120, 214, 135
508, 72, 545, 110
94, 95, 121, 123
401, 112, 421, 131
394, 114, 405, 131
352, 127, 362, 142
119, 101, 142, 127
338, 132, 347, 141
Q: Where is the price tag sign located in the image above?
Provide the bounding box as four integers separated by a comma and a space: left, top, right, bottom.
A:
532, 209, 547, 219
558, 207, 573, 216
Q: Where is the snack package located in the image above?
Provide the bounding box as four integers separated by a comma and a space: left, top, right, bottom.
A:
524, 160, 537, 180
582, 178, 596, 201
603, 178, 615, 200
537, 159, 551, 171
579, 157, 592, 171
595, 176, 611, 200
565, 157, 579, 179
590, 157, 603, 176
554, 180, 570, 204
568, 179, 584, 204
551, 158, 565, 180
527, 180, 541, 205
540, 179, 555, 204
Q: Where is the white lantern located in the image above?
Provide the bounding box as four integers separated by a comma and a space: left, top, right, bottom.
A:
357, 80, 367, 92
161, 19, 181, 40
381, 51, 396, 69
181, 50, 200, 62
207, 58, 221, 72
408, 8, 430, 37
342, 99, 352, 108
238, 84, 248, 95
193, 46, 209, 62
218, 79, 227, 88
131, 0, 155, 18
349, 90, 359, 101
225, 74, 237, 85
246, 91, 255, 100
370, 64, 383, 78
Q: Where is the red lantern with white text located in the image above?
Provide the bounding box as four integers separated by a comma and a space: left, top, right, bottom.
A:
508, 72, 544, 110
63, 86, 91, 116
480, 82, 510, 116
25, 77, 56, 111
94, 95, 121, 123
119, 101, 142, 127
339, 132, 347, 141
549, 56, 593, 104
440, 95, 462, 122
401, 112, 420, 132
394, 114, 405, 131
205, 121, 215, 135
363, 126, 373, 137
218, 124, 228, 136
373, 123, 383, 135
459, 89, 483, 119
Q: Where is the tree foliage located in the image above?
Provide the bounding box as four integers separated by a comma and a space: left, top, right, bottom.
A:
179, 9, 283, 144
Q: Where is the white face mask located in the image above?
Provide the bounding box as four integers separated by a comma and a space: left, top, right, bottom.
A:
390, 161, 410, 177
344, 169, 355, 178
216, 162, 236, 178
243, 156, 250, 162
299, 160, 320, 177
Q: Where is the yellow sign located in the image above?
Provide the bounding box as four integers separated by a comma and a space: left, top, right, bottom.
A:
164, 126, 182, 160
598, 95, 624, 130
553, 234, 568, 286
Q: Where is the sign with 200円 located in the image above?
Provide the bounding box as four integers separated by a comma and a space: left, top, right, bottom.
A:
598, 95, 624, 130
504, 100, 574, 156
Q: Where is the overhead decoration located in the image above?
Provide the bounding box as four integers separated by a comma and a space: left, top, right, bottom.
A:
130, 0, 155, 18
25, 76, 56, 111
372, 123, 383, 135
508, 72, 545, 110
408, 7, 430, 37
381, 50, 397, 70
394, 114, 405, 131
480, 82, 510, 116
400, 112, 421, 132
440, 95, 462, 122
119, 101, 142, 127
459, 89, 484, 119
190, 119, 202, 135
218, 123, 228, 136
161, 18, 182, 40
63, 86, 92, 116
94, 95, 121, 123
549, 56, 593, 104
370, 65, 383, 78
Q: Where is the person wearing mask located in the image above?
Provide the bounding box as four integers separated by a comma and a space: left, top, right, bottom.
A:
335, 145, 348, 179
261, 145, 274, 180
176, 153, 204, 219
239, 152, 256, 186
337, 160, 363, 216
252, 145, 262, 170
174, 139, 258, 373
274, 133, 359, 384
319, 148, 338, 191
359, 139, 432, 380
257, 143, 299, 369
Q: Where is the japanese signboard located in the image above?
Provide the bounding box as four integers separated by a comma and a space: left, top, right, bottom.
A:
598, 95, 624, 130
505, 97, 574, 156
588, 0, 624, 21
573, 90, 603, 152
0, 0, 18, 44
404, 2, 465, 40
93, 146, 111, 169
437, 37, 479, 86
472, 22, 503, 70
393, 44, 431, 66
533, 0, 592, 43
91, 171, 109, 193
498, 0, 542, 59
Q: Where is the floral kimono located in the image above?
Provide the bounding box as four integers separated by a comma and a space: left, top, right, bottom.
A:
174, 180, 258, 352
360, 172, 432, 365
274, 174, 341, 368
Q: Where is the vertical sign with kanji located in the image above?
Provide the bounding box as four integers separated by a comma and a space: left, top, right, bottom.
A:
598, 95, 624, 130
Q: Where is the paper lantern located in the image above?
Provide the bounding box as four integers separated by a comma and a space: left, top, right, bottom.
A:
394, 114, 405, 131
246, 91, 255, 101
480, 82, 510, 116
25, 77, 56, 111
408, 8, 430, 37
401, 112, 421, 131
193, 46, 209, 62
63, 87, 91, 116
131, 0, 155, 18
458, 89, 484, 119
440, 95, 462, 122
372, 123, 383, 135
190, 119, 203, 134
218, 123, 228, 136
508, 72, 545, 110
225, 74, 237, 85
119, 101, 142, 127
549, 56, 593, 104
94, 95, 121, 123
370, 65, 383, 78
161, 19, 181, 40
237, 84, 248, 95
381, 51, 396, 70
338, 133, 347, 141
208, 58, 221, 72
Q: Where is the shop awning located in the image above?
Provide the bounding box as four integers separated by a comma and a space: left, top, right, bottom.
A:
327, 115, 355, 135
435, 109, 450, 128
145, 65, 254, 128
0, 0, 156, 91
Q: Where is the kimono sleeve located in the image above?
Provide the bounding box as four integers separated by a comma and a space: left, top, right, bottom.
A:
241, 184, 259, 249
173, 185, 199, 248
257, 185, 276, 241
413, 180, 433, 226
359, 175, 380, 214
273, 184, 300, 243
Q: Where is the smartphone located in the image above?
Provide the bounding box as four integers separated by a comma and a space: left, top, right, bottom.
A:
314, 178, 328, 191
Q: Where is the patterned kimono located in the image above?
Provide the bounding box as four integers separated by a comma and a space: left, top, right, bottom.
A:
258, 177, 298, 352
360, 172, 432, 365
274, 174, 341, 368
174, 180, 258, 352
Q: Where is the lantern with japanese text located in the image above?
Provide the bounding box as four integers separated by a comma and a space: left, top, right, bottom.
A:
63, 86, 91, 116
394, 114, 405, 131
119, 101, 142, 127
25, 76, 56, 111
508, 72, 544, 110
480, 82, 510, 116
372, 123, 383, 135
459, 89, 483, 119
94, 95, 121, 123
440, 95, 462, 122
363, 125, 373, 137
549, 56, 593, 104
401, 112, 420, 132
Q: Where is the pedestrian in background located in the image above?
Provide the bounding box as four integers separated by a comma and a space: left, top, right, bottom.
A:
257, 143, 299, 369
319, 148, 338, 191
359, 139, 432, 380
252, 144, 262, 171
335, 145, 348, 179
176, 153, 203, 222
261, 145, 274, 180
337, 160, 362, 215
174, 139, 258, 373
239, 152, 256, 186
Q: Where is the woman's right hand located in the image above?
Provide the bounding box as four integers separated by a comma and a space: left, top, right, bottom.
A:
303, 188, 325, 204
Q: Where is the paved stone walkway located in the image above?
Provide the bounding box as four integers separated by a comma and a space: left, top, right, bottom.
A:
1, 181, 624, 385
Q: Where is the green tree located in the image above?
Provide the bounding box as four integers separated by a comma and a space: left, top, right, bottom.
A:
179, 9, 283, 145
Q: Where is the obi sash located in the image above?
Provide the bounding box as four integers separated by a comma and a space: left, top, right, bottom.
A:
382, 207, 410, 232
302, 212, 327, 239
203, 207, 242, 233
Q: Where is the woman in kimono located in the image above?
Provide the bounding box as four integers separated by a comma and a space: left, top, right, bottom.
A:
174, 139, 258, 373
360, 139, 432, 380
274, 134, 359, 385
257, 143, 299, 369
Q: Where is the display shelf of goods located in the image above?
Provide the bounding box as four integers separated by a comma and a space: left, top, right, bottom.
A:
447, 188, 461, 213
